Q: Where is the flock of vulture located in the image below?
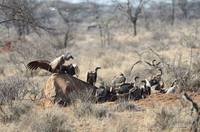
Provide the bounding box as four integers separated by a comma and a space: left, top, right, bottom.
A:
27, 53, 178, 103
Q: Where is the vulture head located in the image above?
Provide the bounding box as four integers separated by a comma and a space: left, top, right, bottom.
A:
152, 59, 156, 66
134, 76, 140, 82
63, 53, 74, 61
95, 66, 101, 71
120, 73, 124, 76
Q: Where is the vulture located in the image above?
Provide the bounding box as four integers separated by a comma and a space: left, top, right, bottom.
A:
149, 68, 164, 90
112, 73, 126, 87
140, 79, 151, 96
160, 80, 178, 94
165, 80, 178, 94
87, 66, 101, 85
27, 53, 78, 76
115, 76, 140, 94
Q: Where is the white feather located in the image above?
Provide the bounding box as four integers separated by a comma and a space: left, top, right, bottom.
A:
50, 56, 63, 70
145, 79, 151, 87
166, 86, 176, 94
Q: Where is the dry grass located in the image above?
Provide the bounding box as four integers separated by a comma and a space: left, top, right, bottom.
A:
0, 95, 198, 132
0, 6, 200, 131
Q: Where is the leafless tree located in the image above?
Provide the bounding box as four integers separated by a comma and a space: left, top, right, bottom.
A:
56, 3, 81, 48
177, 0, 188, 19
114, 0, 148, 36
86, 2, 115, 47
57, 9, 73, 48
171, 0, 175, 25
0, 0, 54, 39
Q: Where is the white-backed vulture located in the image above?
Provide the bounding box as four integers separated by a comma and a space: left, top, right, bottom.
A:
27, 53, 74, 74
128, 87, 143, 100
95, 81, 118, 103
161, 80, 178, 94
149, 68, 164, 91
140, 79, 151, 96
115, 83, 134, 94
115, 76, 139, 94
112, 73, 126, 87
86, 66, 101, 85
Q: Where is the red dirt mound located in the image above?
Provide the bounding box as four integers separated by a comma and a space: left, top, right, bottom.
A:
134, 92, 200, 108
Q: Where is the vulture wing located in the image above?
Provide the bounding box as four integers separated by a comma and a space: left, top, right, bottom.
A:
27, 60, 52, 72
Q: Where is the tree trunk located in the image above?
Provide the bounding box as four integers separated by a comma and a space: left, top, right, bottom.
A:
183, 10, 188, 19
133, 20, 137, 36
64, 32, 69, 48
171, 0, 175, 25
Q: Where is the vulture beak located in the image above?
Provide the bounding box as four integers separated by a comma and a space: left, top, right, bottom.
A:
70, 56, 74, 60
120, 73, 124, 76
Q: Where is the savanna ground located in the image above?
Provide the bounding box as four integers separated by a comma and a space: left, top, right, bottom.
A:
0, 0, 200, 131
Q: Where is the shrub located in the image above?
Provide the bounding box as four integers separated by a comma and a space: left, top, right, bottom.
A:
0, 76, 27, 105
68, 88, 95, 104
73, 102, 93, 118
114, 101, 139, 112
30, 107, 74, 132
154, 108, 177, 130
73, 102, 111, 120
0, 101, 33, 124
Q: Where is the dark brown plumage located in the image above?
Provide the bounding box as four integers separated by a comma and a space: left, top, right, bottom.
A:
27, 60, 52, 72
60, 64, 79, 76
87, 66, 101, 85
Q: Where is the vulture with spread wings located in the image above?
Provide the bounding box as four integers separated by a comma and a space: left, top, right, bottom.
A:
27, 53, 79, 76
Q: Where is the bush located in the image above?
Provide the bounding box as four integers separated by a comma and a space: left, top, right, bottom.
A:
73, 102, 93, 118
0, 101, 33, 124
94, 107, 109, 119
30, 107, 74, 132
114, 101, 139, 112
0, 76, 27, 105
154, 108, 177, 131
68, 88, 95, 104
73, 102, 111, 120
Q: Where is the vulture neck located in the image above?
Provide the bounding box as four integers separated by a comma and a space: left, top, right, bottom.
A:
171, 81, 177, 87
95, 68, 100, 73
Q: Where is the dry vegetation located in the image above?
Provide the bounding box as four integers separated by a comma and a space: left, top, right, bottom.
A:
0, 0, 200, 131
